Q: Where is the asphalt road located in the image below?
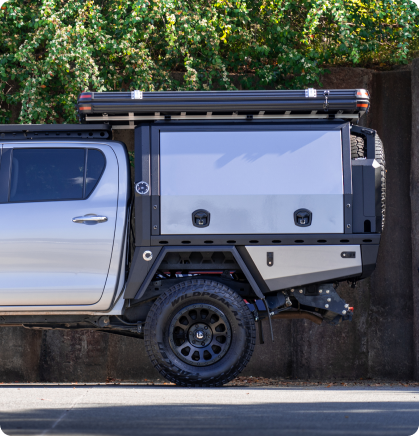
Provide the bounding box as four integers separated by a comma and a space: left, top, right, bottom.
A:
0, 385, 418, 436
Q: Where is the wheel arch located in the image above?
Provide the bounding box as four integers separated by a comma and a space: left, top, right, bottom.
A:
123, 246, 266, 302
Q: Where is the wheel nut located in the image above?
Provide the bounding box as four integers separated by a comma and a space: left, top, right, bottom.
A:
204, 326, 208, 330
192, 340, 196, 344
202, 342, 205, 346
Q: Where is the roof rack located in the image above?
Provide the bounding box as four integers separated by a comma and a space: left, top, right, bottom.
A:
77, 89, 369, 128
0, 124, 111, 140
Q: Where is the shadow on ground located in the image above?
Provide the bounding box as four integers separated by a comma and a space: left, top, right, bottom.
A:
0, 386, 418, 436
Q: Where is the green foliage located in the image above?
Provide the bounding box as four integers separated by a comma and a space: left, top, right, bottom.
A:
128, 151, 135, 168
1, 0, 418, 123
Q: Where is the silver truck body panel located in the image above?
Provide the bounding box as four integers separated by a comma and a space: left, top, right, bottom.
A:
0, 242, 127, 316
160, 130, 344, 235
246, 245, 362, 290
0, 141, 128, 311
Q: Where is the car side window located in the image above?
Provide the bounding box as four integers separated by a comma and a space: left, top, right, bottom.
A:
85, 149, 106, 198
9, 148, 106, 203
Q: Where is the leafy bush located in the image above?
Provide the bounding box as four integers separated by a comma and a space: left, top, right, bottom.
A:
1, 0, 418, 123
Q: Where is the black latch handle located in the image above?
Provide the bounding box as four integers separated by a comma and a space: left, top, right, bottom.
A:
192, 209, 210, 228
294, 209, 312, 227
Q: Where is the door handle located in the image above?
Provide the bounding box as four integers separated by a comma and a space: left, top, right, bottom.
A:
72, 215, 108, 224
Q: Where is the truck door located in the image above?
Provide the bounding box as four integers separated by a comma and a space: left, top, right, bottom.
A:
0, 142, 118, 306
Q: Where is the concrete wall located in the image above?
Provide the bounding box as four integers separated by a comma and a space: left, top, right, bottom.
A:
411, 59, 419, 382
0, 65, 417, 382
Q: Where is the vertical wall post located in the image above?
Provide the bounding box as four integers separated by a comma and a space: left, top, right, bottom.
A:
368, 70, 413, 379
411, 59, 419, 381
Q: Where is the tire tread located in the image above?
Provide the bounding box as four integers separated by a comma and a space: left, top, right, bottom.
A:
350, 133, 386, 230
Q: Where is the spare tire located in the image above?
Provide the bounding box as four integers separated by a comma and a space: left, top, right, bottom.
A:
350, 133, 386, 230
350, 135, 365, 159
374, 135, 386, 230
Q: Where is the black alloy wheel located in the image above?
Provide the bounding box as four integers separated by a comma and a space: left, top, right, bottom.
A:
169, 303, 232, 367
144, 279, 256, 387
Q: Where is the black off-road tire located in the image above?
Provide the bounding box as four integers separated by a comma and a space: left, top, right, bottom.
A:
374, 134, 386, 230
350, 133, 386, 230
144, 279, 256, 387
350, 135, 365, 159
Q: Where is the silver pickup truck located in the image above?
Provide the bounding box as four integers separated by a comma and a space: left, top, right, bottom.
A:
0, 89, 385, 386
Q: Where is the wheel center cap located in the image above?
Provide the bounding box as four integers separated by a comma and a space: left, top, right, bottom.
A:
188, 322, 213, 348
